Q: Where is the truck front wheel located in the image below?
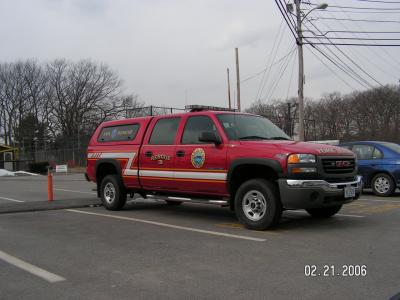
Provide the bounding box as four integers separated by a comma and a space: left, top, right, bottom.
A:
100, 175, 126, 210
306, 205, 342, 218
234, 179, 282, 230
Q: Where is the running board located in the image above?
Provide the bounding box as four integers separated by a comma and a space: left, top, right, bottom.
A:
145, 194, 229, 206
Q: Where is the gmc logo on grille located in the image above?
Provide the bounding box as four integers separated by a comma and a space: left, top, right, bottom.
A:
335, 160, 351, 168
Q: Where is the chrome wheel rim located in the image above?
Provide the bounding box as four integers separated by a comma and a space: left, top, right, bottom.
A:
104, 182, 116, 204
242, 190, 267, 221
374, 177, 390, 194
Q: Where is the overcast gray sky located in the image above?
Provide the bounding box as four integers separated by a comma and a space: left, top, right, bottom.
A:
1, 0, 399, 109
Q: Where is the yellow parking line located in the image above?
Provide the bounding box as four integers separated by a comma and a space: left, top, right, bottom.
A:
359, 198, 400, 203
286, 210, 365, 218
216, 223, 244, 229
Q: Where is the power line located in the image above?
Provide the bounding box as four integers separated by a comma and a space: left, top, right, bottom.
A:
305, 9, 400, 13
254, 21, 286, 101
306, 41, 372, 88
316, 17, 400, 24
306, 46, 357, 90
304, 30, 400, 36
302, 16, 378, 87
259, 42, 295, 101
263, 48, 297, 101
349, 0, 400, 3
329, 0, 400, 69
305, 37, 373, 88
307, 10, 400, 80
241, 48, 296, 83
281, 0, 298, 31
285, 49, 297, 100
323, 5, 400, 10
274, 0, 297, 39
307, 0, 400, 4
304, 36, 400, 41
303, 16, 383, 86
304, 42, 400, 46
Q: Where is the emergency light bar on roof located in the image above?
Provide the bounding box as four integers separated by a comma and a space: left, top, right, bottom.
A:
185, 105, 238, 112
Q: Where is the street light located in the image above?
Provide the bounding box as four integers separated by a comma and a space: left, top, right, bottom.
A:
294, 1, 328, 141
301, 3, 328, 22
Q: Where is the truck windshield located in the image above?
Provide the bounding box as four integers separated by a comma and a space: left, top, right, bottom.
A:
216, 114, 291, 141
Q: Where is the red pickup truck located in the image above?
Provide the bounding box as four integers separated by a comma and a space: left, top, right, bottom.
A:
86, 106, 361, 230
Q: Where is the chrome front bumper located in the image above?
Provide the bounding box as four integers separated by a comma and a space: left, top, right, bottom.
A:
285, 176, 362, 191
278, 176, 362, 209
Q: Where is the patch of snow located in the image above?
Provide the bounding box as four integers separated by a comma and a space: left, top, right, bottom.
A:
14, 171, 39, 176
0, 169, 15, 176
0, 169, 39, 177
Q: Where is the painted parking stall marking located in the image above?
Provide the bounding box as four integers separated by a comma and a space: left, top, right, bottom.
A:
0, 250, 65, 283
54, 188, 97, 195
0, 196, 24, 203
285, 210, 365, 218
66, 209, 266, 242
359, 198, 400, 203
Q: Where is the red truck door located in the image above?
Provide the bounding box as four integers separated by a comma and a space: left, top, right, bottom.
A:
139, 116, 181, 191
174, 115, 228, 195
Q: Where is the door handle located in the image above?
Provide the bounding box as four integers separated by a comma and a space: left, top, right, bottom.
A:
176, 150, 185, 157
145, 151, 153, 157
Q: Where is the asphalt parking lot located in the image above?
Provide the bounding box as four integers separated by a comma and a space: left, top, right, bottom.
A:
0, 174, 399, 299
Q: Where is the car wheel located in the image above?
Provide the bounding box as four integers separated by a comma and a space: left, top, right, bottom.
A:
165, 200, 183, 206
306, 205, 342, 218
100, 175, 126, 210
372, 173, 395, 197
234, 179, 282, 230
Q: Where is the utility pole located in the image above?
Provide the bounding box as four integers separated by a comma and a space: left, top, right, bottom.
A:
295, 0, 305, 141
227, 68, 232, 109
235, 48, 241, 111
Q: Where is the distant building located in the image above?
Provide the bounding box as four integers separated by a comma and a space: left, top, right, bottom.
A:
0, 145, 17, 170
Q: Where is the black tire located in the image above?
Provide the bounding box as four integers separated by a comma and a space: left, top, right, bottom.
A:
165, 200, 183, 206
100, 175, 126, 210
371, 173, 395, 197
306, 205, 342, 218
234, 179, 282, 230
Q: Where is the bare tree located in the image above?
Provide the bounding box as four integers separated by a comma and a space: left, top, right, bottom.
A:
247, 86, 400, 143
0, 58, 141, 152
44, 59, 133, 147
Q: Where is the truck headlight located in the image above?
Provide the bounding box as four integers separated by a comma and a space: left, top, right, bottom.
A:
287, 154, 316, 164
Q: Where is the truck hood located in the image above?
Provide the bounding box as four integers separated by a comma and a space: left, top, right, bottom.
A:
239, 140, 354, 156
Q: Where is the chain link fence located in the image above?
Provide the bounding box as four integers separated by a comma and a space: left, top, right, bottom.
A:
33, 148, 87, 167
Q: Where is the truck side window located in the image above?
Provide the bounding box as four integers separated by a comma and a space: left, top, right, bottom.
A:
181, 116, 219, 144
98, 124, 139, 142
149, 117, 181, 145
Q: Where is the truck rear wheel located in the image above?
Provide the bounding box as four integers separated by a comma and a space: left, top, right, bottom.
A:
234, 179, 282, 230
306, 205, 342, 218
100, 175, 126, 210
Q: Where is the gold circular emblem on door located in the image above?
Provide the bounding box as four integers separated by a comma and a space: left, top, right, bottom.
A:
191, 148, 206, 168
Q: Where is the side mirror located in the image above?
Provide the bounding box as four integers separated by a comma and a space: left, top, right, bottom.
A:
199, 132, 222, 145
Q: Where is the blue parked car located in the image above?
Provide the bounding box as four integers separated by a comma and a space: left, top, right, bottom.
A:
339, 141, 400, 196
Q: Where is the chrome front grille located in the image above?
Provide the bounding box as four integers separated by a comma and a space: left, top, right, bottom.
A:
321, 158, 355, 174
